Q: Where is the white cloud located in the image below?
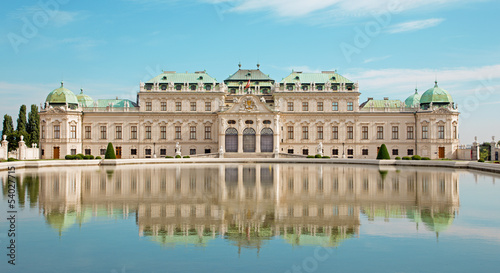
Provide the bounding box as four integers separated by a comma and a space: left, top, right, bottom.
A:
387, 18, 445, 33
8, 6, 81, 27
203, 0, 471, 18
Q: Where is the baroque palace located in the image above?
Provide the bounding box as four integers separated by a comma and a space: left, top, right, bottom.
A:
39, 64, 459, 159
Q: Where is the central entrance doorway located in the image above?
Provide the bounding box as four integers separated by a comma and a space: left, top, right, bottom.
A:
260, 128, 273, 152
225, 128, 238, 152
243, 128, 256, 152
53, 147, 60, 159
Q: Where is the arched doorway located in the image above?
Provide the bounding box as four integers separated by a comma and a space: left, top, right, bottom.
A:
225, 128, 238, 152
260, 128, 273, 152
243, 128, 256, 152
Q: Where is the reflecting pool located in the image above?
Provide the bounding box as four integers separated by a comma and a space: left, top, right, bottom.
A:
1, 164, 500, 272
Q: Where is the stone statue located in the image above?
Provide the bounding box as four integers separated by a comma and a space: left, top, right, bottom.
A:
260, 97, 266, 103
175, 142, 181, 155
169, 82, 174, 89
317, 142, 323, 156
3, 135, 6, 141
325, 81, 331, 90
140, 82, 145, 88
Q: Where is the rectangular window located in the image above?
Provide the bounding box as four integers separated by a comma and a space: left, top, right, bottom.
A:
392, 149, 398, 156
362, 126, 368, 139
85, 126, 91, 139
160, 149, 166, 156
317, 102, 323, 111
317, 126, 323, 140
347, 126, 353, 140
287, 149, 294, 154
453, 125, 457, 139
84, 149, 91, 155
205, 102, 211, 111
302, 149, 309, 156
145, 149, 151, 156
332, 126, 338, 139
205, 149, 211, 154
71, 149, 76, 155
175, 102, 182, 111
332, 149, 339, 156
131, 149, 137, 155
362, 149, 368, 155
100, 149, 106, 155
377, 126, 383, 139
54, 125, 60, 139
160, 126, 166, 139
146, 102, 152, 111
161, 102, 167, 111
70, 125, 76, 139
145, 126, 151, 139
175, 126, 181, 139
190, 126, 196, 140
407, 149, 414, 156
287, 126, 294, 139
205, 126, 211, 139
347, 149, 354, 156
302, 126, 309, 140
116, 126, 122, 139
131, 126, 137, 139
438, 126, 445, 139
332, 102, 338, 111
407, 126, 414, 139
422, 126, 428, 139
302, 102, 309, 111
287, 102, 294, 111
100, 126, 106, 139
347, 102, 353, 111
392, 126, 399, 139
190, 149, 196, 155
41, 125, 46, 139
190, 102, 196, 111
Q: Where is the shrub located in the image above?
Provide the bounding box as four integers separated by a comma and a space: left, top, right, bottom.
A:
76, 154, 84, 160
411, 155, 421, 160
88, 155, 95, 159
322, 156, 330, 159
376, 144, 390, 160
306, 155, 314, 158
402, 156, 411, 160
96, 156, 102, 159
105, 142, 116, 159
7, 157, 18, 161
478, 158, 485, 162
315, 154, 322, 158
65, 155, 74, 160
175, 155, 181, 158
422, 157, 431, 160
395, 157, 401, 160
165, 156, 173, 158
183, 156, 190, 158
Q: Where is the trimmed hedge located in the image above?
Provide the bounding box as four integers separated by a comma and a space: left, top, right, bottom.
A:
76, 154, 84, 160
478, 158, 485, 162
411, 155, 421, 160
7, 157, 18, 161
395, 157, 401, 160
322, 156, 330, 159
376, 144, 390, 160
96, 156, 102, 159
306, 155, 314, 158
105, 142, 116, 159
165, 156, 173, 158
65, 155, 75, 160
402, 156, 411, 160
175, 155, 181, 158
183, 156, 190, 158
315, 154, 322, 158
422, 157, 431, 160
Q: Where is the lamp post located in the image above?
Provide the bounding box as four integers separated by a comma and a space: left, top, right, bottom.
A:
153, 142, 156, 158
342, 142, 345, 158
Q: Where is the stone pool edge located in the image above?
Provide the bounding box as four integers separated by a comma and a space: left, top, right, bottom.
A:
1, 158, 500, 174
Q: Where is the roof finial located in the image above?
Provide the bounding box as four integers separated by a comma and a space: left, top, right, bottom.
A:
60, 81, 64, 87
238, 62, 241, 69
434, 80, 438, 87
257, 63, 260, 69
80, 88, 83, 94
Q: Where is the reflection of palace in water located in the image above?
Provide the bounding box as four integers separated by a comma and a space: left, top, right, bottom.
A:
4, 164, 460, 249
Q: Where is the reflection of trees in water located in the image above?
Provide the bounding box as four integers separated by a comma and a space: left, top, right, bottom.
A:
1, 174, 39, 208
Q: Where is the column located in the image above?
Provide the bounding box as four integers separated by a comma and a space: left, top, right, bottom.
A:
256, 133, 261, 153
274, 115, 280, 157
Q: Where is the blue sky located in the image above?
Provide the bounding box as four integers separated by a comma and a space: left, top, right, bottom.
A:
1, 0, 499, 143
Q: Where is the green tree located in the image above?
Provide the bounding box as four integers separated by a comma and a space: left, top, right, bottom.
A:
376, 144, 391, 160
105, 142, 116, 159
16, 105, 28, 146
27, 104, 40, 147
2, 114, 16, 151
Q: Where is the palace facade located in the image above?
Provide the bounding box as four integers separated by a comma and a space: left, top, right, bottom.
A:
39, 65, 459, 159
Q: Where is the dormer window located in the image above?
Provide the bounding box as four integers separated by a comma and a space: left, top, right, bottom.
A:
198, 76, 203, 80
161, 84, 167, 90
162, 76, 167, 80
317, 85, 323, 91
302, 85, 308, 91
295, 76, 300, 80
205, 84, 211, 91
287, 85, 293, 91
331, 76, 336, 80
228, 120, 236, 125
245, 120, 254, 125
175, 85, 182, 90
190, 85, 196, 91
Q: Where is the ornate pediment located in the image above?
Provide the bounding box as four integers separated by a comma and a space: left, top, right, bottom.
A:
45, 106, 67, 114
224, 95, 274, 113
432, 107, 452, 115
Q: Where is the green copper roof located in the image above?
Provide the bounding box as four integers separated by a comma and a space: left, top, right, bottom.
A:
281, 72, 353, 84
146, 71, 217, 84
420, 81, 453, 104
96, 99, 137, 108
225, 69, 274, 82
76, 89, 94, 107
405, 89, 421, 107
45, 82, 79, 105
361, 99, 402, 109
